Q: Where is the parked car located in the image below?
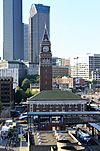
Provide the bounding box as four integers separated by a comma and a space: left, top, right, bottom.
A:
0, 126, 10, 138
10, 110, 21, 117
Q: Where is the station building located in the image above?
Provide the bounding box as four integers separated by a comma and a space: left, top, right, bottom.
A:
27, 90, 87, 112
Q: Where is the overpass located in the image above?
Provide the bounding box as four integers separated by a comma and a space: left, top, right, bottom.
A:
27, 111, 100, 130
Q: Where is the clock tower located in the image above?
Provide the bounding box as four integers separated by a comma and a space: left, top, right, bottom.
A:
40, 25, 52, 91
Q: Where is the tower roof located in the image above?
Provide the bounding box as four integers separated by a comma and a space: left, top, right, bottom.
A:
30, 4, 37, 17
42, 25, 50, 42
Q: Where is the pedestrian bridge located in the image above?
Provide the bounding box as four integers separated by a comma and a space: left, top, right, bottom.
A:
27, 111, 100, 130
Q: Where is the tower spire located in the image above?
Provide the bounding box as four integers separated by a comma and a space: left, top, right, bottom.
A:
42, 24, 50, 42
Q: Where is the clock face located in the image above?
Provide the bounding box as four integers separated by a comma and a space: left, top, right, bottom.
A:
43, 46, 49, 52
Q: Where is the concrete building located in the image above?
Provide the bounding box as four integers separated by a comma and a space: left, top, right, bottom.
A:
71, 63, 89, 80
3, 0, 24, 61
24, 24, 29, 61
0, 60, 27, 88
91, 69, 100, 80
52, 57, 70, 67
52, 66, 69, 78
53, 76, 74, 90
0, 77, 14, 106
0, 68, 19, 89
89, 54, 100, 80
71, 56, 89, 80
0, 60, 38, 89
29, 4, 50, 63
24, 62, 39, 75
53, 76, 85, 90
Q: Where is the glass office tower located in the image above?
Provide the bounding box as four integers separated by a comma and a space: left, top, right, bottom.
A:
29, 4, 50, 63
3, 0, 24, 61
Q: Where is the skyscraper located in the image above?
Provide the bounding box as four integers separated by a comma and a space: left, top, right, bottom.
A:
3, 0, 24, 61
89, 54, 100, 79
24, 24, 29, 61
29, 4, 50, 63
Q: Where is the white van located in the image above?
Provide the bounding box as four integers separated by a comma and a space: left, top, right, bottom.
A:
1, 126, 10, 138
5, 119, 13, 128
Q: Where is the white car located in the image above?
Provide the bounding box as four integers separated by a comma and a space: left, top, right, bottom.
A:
1, 126, 10, 138
19, 112, 28, 117
19, 115, 28, 120
5, 119, 13, 127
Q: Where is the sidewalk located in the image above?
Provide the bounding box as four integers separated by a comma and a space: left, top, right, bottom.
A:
13, 147, 28, 151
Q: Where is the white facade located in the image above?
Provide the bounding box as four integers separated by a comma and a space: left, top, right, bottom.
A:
70, 56, 89, 80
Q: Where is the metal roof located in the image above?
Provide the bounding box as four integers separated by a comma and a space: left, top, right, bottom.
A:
27, 111, 100, 116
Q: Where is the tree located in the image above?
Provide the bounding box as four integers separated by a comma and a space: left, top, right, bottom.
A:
33, 74, 39, 83
15, 87, 26, 104
32, 90, 38, 96
25, 74, 39, 84
21, 78, 30, 91
26, 88, 33, 98
26, 88, 38, 98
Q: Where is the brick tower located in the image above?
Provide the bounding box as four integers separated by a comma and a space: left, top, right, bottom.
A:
40, 25, 52, 91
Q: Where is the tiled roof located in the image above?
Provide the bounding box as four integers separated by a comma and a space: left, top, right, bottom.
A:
29, 90, 82, 101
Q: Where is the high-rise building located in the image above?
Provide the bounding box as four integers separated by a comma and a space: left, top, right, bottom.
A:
29, 4, 50, 63
52, 57, 70, 67
0, 77, 14, 106
24, 24, 29, 61
3, 0, 24, 61
70, 56, 89, 80
89, 54, 100, 80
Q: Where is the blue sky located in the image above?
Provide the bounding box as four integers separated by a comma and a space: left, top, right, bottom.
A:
0, 0, 100, 59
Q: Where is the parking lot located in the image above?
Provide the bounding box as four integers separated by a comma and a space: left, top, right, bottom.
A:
0, 116, 100, 151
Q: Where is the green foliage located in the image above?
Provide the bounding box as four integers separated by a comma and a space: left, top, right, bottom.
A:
92, 80, 97, 84
21, 78, 30, 91
21, 74, 39, 90
15, 74, 39, 104
31, 90, 38, 96
92, 79, 100, 84
26, 88, 38, 98
26, 88, 33, 98
26, 74, 39, 84
15, 86, 27, 104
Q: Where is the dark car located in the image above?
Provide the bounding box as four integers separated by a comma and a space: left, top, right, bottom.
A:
10, 110, 21, 118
